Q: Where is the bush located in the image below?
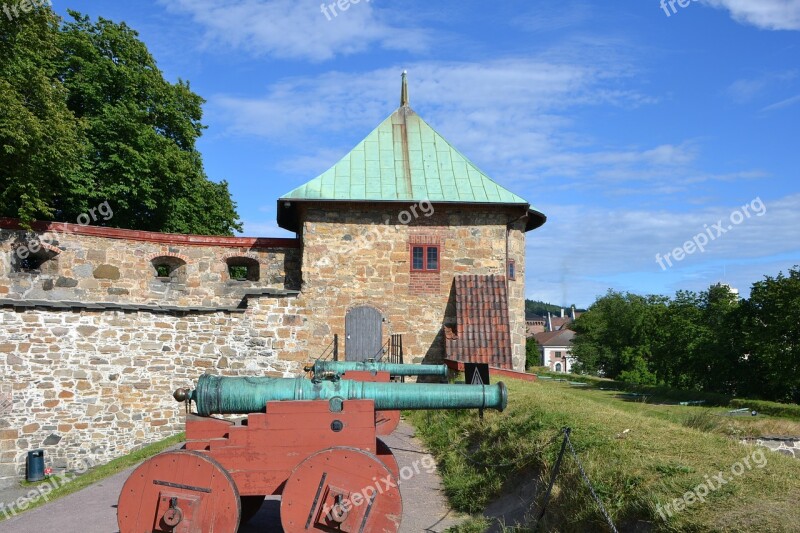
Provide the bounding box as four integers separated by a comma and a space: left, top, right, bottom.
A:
525, 337, 540, 370
730, 398, 800, 420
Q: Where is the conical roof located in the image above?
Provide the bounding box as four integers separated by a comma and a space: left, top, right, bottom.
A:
277, 74, 546, 232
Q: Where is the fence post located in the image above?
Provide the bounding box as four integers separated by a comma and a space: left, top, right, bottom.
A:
333, 334, 338, 361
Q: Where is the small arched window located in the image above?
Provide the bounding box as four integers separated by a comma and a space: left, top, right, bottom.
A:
555, 362, 562, 372
151, 256, 187, 282
10, 242, 59, 275
226, 257, 260, 282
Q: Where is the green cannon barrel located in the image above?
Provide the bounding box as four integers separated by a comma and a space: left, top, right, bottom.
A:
305, 360, 449, 378
178, 375, 507, 416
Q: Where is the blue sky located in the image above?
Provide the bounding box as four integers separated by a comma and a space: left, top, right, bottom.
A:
54, 0, 800, 307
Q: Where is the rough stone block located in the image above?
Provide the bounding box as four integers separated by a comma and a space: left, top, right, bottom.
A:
93, 265, 121, 280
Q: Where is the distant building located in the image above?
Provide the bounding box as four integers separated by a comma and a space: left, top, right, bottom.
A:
545, 306, 582, 332
525, 312, 546, 335
534, 329, 576, 373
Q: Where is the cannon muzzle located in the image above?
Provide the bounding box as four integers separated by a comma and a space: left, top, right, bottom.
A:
178, 375, 507, 416
303, 360, 449, 378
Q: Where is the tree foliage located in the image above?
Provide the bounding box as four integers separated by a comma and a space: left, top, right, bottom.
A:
525, 336, 540, 370
0, 8, 241, 235
571, 267, 800, 403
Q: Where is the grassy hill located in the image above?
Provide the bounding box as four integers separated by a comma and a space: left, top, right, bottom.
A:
406, 377, 800, 532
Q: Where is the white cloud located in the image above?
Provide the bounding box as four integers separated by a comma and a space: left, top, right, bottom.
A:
526, 193, 800, 306
158, 0, 431, 61
703, 0, 800, 31
761, 93, 800, 111
207, 57, 687, 194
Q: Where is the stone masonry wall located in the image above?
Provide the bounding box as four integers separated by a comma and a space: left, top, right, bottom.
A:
297, 203, 528, 371
0, 295, 308, 489
0, 223, 301, 306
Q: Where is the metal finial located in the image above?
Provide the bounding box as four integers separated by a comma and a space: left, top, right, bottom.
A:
400, 70, 409, 107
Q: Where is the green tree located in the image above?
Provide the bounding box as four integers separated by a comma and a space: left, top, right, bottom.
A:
1, 8, 241, 235
739, 267, 800, 402
0, 8, 85, 223
56, 12, 241, 235
525, 336, 540, 370
571, 290, 666, 380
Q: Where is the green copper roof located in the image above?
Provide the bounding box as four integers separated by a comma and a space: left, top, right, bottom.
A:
280, 106, 528, 204
277, 73, 546, 233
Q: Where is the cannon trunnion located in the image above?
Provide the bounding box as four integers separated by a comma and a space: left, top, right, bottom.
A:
117, 375, 507, 533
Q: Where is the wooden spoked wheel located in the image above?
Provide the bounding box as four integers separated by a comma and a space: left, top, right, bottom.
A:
117, 450, 241, 533
281, 446, 402, 533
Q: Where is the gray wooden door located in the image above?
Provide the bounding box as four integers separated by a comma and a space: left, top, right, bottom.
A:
345, 306, 383, 361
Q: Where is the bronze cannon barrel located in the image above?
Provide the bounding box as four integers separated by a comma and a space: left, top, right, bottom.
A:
177, 375, 507, 416
304, 360, 449, 378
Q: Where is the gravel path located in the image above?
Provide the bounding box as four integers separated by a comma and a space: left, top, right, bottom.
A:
1, 421, 464, 532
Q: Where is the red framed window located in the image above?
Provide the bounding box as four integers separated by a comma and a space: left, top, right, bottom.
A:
508, 259, 516, 280
411, 245, 439, 272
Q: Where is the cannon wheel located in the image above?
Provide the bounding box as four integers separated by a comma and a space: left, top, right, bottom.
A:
376, 438, 400, 479
117, 450, 241, 533
281, 446, 402, 533
375, 409, 401, 435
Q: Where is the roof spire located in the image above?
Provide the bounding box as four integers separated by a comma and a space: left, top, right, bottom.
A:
400, 70, 409, 107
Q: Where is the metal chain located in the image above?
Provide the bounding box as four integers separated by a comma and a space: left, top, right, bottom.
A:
532, 427, 571, 531
564, 430, 620, 533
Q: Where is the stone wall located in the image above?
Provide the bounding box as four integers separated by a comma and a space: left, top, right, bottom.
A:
0, 294, 307, 489
0, 221, 302, 306
740, 436, 800, 459
296, 203, 528, 371
0, 204, 532, 488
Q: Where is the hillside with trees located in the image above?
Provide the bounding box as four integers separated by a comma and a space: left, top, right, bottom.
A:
0, 8, 241, 235
525, 299, 584, 316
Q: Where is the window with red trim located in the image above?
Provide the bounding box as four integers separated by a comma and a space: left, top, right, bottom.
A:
411, 245, 439, 272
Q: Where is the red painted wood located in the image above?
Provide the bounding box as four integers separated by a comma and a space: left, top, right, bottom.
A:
280, 447, 402, 533
123, 399, 407, 531
117, 450, 240, 533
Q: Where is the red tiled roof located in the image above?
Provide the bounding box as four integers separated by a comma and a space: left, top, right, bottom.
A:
533, 329, 575, 347
550, 316, 572, 330
445, 275, 513, 369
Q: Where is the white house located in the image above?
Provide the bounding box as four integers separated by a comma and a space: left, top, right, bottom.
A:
534, 329, 576, 373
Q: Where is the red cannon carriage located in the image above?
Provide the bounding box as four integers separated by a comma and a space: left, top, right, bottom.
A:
117, 374, 506, 533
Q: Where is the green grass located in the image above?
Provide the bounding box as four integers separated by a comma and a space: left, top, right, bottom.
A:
531, 367, 800, 421
408, 378, 800, 532
1, 433, 184, 520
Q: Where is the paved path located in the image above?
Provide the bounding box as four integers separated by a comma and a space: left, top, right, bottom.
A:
1, 421, 464, 532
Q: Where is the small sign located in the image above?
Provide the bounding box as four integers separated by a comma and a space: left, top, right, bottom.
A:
465, 363, 490, 385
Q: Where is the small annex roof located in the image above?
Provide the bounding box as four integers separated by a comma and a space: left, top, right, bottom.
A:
278, 72, 546, 233
534, 329, 576, 347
